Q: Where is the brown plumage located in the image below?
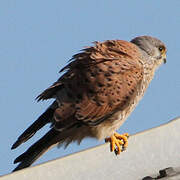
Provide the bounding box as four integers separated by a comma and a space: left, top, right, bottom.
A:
12, 36, 167, 171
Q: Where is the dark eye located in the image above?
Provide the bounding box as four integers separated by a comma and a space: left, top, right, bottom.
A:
159, 46, 164, 52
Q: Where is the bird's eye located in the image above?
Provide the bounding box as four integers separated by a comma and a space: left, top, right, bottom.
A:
159, 46, 164, 52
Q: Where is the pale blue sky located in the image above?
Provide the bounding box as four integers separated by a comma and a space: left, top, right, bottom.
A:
0, 0, 180, 175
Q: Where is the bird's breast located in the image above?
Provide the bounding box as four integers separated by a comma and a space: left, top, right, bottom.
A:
90, 78, 150, 140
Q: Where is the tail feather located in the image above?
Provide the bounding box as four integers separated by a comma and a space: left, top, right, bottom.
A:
11, 102, 58, 150
13, 129, 60, 172
12, 123, 80, 172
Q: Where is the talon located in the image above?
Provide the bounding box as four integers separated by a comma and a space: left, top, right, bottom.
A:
114, 132, 129, 148
105, 132, 129, 155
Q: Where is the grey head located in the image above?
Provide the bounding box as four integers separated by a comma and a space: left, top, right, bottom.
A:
131, 36, 167, 67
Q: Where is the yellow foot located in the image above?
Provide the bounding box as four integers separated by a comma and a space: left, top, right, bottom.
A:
105, 132, 129, 155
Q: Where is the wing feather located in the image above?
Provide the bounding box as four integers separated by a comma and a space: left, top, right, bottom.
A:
36, 40, 143, 126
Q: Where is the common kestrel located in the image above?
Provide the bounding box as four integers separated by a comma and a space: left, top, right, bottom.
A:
12, 36, 167, 171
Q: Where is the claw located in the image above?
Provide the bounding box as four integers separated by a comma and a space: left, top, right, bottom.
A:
105, 132, 129, 155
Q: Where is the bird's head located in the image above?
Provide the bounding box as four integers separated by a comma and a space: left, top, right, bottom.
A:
131, 36, 167, 69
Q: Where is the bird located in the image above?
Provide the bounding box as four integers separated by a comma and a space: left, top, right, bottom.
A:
11, 36, 167, 172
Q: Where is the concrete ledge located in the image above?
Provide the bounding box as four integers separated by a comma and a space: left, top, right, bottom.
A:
1, 117, 180, 180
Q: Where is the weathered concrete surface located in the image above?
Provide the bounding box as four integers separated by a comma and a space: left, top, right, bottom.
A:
1, 117, 180, 180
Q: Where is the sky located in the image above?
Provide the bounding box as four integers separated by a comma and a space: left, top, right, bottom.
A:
0, 0, 180, 175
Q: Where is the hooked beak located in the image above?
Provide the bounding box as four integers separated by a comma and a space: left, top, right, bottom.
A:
163, 58, 166, 64
163, 54, 166, 64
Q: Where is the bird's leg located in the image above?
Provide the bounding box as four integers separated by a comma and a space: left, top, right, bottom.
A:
105, 132, 129, 155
